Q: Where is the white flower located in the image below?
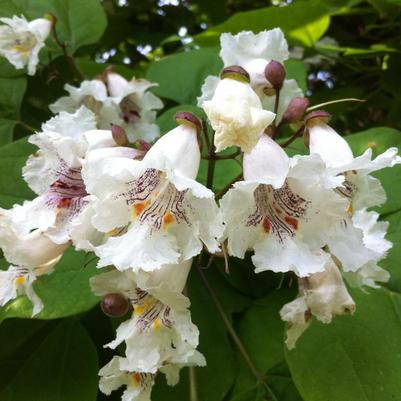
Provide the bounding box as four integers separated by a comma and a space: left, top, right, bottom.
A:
280, 258, 355, 349
22, 107, 142, 246
50, 73, 163, 143
218, 29, 303, 123
105, 72, 163, 142
91, 260, 205, 374
201, 76, 275, 153
0, 203, 68, 316
221, 134, 348, 277
219, 29, 289, 82
0, 15, 51, 75
306, 117, 401, 210
84, 121, 223, 271
49, 80, 109, 115
99, 356, 154, 401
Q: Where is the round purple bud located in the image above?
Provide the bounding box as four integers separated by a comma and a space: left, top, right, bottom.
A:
282, 97, 310, 124
101, 293, 130, 318
264, 60, 286, 91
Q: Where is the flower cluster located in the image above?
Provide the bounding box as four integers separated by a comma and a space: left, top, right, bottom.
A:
0, 21, 399, 400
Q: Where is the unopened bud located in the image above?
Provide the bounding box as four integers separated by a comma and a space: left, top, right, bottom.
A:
264, 60, 286, 91
44, 13, 57, 25
220, 65, 250, 83
134, 139, 151, 152
303, 110, 331, 147
101, 293, 130, 318
111, 124, 129, 146
175, 111, 202, 132
282, 97, 310, 124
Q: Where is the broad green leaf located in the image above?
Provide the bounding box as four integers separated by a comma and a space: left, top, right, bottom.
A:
0, 318, 98, 401
0, 248, 101, 322
0, 138, 35, 208
0, 119, 17, 147
0, 72, 27, 146
285, 288, 401, 401
146, 48, 223, 104
186, 267, 245, 401
194, 1, 331, 47
285, 59, 308, 93
0, 0, 107, 55
229, 290, 299, 401
381, 210, 401, 293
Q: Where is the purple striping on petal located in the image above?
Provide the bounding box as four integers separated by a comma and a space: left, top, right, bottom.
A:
246, 181, 311, 243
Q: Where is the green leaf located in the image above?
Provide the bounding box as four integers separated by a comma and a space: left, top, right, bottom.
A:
0, 138, 35, 208
194, 1, 331, 47
146, 48, 223, 104
381, 210, 401, 293
285, 288, 401, 401
0, 70, 27, 146
0, 0, 107, 55
285, 59, 308, 93
229, 290, 299, 401
186, 267, 245, 401
0, 119, 18, 147
0, 248, 101, 322
0, 318, 98, 401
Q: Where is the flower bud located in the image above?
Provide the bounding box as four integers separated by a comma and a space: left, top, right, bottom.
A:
282, 97, 310, 124
111, 124, 129, 147
101, 293, 130, 318
175, 111, 202, 133
264, 60, 286, 91
303, 110, 331, 148
220, 65, 250, 84
134, 139, 151, 152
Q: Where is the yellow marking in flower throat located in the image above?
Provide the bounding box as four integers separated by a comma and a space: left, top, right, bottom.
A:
15, 276, 26, 285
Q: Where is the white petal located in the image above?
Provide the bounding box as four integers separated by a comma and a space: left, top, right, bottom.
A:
308, 122, 354, 168
219, 29, 289, 66
243, 134, 290, 187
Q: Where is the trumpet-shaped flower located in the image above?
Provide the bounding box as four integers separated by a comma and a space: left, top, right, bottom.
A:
306, 115, 401, 210
198, 29, 303, 123
91, 260, 205, 374
0, 202, 68, 315
22, 107, 141, 245
201, 71, 275, 153
221, 134, 348, 276
84, 118, 223, 271
50, 73, 163, 142
280, 258, 355, 349
0, 15, 51, 75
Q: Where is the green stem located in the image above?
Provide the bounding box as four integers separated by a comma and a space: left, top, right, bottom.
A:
195, 264, 263, 381
189, 366, 199, 401
280, 125, 304, 148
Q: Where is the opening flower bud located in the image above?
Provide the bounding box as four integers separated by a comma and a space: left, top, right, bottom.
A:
264, 60, 286, 91
220, 65, 250, 83
304, 110, 331, 127
303, 110, 331, 148
175, 111, 202, 132
111, 124, 129, 146
282, 97, 310, 124
101, 293, 130, 318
